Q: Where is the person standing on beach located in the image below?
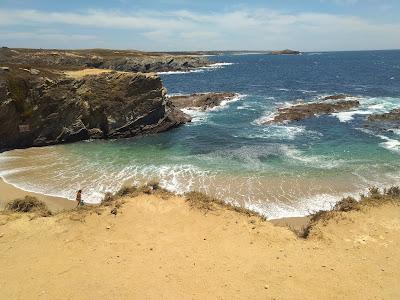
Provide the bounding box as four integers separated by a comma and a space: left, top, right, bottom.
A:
76, 189, 83, 207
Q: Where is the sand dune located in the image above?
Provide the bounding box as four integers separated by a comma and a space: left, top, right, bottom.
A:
0, 192, 399, 299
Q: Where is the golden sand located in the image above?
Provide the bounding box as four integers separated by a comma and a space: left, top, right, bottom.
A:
0, 193, 399, 299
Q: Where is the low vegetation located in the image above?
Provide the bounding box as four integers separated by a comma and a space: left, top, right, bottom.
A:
293, 186, 400, 239
5, 196, 52, 217
185, 191, 266, 220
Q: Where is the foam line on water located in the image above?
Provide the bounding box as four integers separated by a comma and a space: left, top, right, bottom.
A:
377, 135, 400, 153
332, 96, 400, 122
180, 94, 246, 124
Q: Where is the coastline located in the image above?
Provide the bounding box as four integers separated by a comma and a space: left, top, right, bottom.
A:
0, 176, 309, 229
0, 178, 75, 212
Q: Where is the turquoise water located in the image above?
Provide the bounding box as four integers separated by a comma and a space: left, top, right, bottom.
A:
1, 51, 400, 218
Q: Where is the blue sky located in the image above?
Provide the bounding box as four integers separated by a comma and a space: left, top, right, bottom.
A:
1, 0, 399, 51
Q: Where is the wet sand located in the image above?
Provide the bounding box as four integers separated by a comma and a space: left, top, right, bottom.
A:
0, 178, 75, 212
269, 216, 311, 231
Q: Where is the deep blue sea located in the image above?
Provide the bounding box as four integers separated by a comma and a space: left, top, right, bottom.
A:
1, 51, 399, 218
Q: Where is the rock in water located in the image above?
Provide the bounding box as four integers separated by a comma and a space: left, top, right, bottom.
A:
169, 92, 238, 111
262, 100, 360, 124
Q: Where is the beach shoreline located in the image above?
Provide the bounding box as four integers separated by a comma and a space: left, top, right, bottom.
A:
0, 176, 310, 228
0, 177, 75, 212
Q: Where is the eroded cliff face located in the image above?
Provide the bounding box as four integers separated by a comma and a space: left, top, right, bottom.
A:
0, 68, 190, 151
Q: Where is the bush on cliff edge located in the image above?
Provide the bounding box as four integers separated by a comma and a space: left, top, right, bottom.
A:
5, 196, 52, 217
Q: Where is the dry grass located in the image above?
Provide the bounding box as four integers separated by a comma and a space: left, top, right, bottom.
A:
293, 186, 400, 239
63, 68, 116, 79
185, 191, 266, 220
5, 196, 52, 217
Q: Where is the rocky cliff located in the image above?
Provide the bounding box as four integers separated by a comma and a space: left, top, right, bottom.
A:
0, 67, 190, 151
0, 48, 210, 73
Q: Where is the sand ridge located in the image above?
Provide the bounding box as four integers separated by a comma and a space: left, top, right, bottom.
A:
0, 193, 399, 299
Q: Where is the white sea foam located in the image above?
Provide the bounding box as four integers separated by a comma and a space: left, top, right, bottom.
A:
181, 108, 208, 124
157, 69, 205, 75
209, 94, 245, 111
283, 146, 345, 169
333, 110, 371, 122
246, 125, 321, 141
298, 89, 317, 94
254, 111, 279, 125
180, 94, 246, 121
392, 129, 400, 136
332, 96, 400, 122
377, 135, 400, 153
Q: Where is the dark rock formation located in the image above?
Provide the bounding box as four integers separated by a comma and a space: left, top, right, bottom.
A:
262, 100, 360, 124
169, 92, 238, 111
368, 109, 400, 122
270, 49, 301, 55
365, 109, 400, 133
0, 68, 190, 151
0, 48, 210, 73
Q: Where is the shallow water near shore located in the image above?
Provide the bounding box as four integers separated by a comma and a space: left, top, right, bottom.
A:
1, 50, 400, 218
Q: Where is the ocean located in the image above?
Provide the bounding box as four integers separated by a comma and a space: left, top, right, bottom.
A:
1, 50, 400, 218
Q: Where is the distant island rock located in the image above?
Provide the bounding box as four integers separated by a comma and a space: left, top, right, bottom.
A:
169, 92, 238, 111
270, 49, 301, 55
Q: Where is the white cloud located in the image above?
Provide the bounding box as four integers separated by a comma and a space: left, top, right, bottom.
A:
0, 8, 399, 51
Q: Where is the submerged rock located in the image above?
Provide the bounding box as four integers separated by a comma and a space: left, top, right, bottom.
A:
169, 92, 238, 111
0, 69, 190, 151
262, 100, 360, 124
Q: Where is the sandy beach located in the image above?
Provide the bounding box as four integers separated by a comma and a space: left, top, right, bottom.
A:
0, 191, 399, 299
0, 178, 75, 212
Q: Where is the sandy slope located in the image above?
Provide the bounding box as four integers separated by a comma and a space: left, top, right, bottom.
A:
0, 194, 399, 299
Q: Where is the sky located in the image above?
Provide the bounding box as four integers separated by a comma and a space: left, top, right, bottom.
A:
0, 0, 399, 51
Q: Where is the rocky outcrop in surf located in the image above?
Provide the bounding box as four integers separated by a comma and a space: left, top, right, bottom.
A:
0, 67, 190, 151
0, 48, 210, 73
365, 108, 400, 133
262, 97, 360, 124
368, 109, 400, 123
169, 92, 238, 111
